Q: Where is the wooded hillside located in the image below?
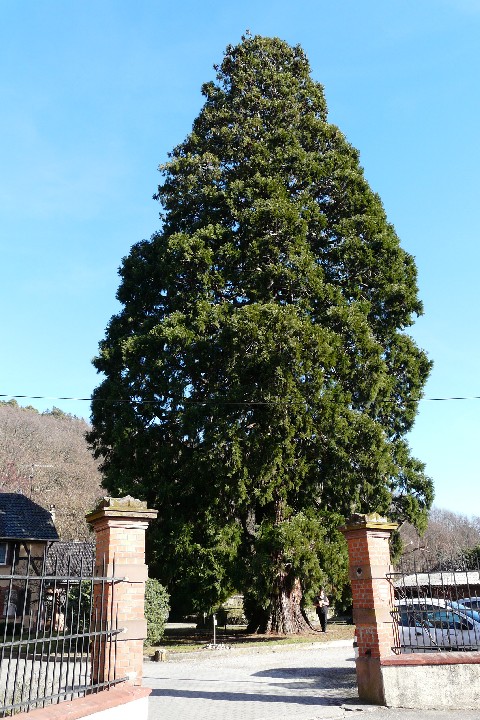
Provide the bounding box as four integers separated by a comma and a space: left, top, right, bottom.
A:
400, 507, 480, 571
0, 401, 103, 539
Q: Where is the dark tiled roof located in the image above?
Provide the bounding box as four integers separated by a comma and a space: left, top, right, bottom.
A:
46, 541, 95, 576
0, 493, 59, 541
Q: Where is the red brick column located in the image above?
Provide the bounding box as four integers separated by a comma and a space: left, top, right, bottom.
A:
86, 496, 157, 687
340, 513, 398, 704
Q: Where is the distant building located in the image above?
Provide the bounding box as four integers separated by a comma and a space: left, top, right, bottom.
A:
0, 492, 59, 621
394, 571, 480, 601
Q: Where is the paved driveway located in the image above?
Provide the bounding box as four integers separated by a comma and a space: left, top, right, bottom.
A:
144, 640, 360, 720
144, 639, 480, 720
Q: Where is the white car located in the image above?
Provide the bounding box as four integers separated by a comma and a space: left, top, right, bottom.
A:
397, 605, 480, 652
397, 596, 480, 621
396, 598, 450, 612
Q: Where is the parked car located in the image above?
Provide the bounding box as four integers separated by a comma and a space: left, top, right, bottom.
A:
396, 597, 450, 620
397, 598, 449, 611
449, 600, 480, 624
457, 597, 480, 610
397, 597, 480, 621
398, 606, 480, 652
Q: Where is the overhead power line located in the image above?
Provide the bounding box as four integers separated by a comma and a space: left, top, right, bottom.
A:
2, 393, 480, 405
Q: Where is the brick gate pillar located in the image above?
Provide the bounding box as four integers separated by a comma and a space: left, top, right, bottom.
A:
340, 513, 398, 704
86, 496, 158, 686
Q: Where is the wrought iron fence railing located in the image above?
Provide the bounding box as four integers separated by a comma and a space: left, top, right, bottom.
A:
0, 544, 126, 716
387, 560, 480, 654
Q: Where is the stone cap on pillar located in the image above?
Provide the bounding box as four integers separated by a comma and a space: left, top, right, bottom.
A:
85, 496, 158, 526
340, 512, 398, 535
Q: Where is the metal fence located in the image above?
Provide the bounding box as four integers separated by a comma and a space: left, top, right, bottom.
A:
388, 560, 480, 654
0, 544, 125, 716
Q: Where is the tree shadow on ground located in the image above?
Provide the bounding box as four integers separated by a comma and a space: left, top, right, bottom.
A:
149, 687, 358, 707
252, 665, 356, 691
148, 665, 358, 706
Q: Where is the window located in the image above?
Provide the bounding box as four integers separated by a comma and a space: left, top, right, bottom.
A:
2, 588, 17, 618
428, 611, 474, 631
400, 611, 432, 628
0, 543, 7, 565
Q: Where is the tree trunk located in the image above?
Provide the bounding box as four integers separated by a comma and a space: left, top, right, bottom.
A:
262, 499, 316, 633
246, 575, 316, 635
245, 497, 317, 635
265, 576, 312, 634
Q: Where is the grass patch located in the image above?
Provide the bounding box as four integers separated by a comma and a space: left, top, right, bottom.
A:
145, 622, 354, 655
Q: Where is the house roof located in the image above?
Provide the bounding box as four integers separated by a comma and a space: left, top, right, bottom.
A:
46, 541, 95, 576
0, 493, 59, 541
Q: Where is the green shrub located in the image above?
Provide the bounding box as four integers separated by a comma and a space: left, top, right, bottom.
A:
67, 580, 93, 633
144, 578, 170, 646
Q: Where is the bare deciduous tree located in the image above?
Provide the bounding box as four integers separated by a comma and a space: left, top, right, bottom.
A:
0, 401, 103, 539
399, 507, 480, 571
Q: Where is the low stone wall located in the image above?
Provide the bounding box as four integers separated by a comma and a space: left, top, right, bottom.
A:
21, 686, 151, 720
381, 653, 480, 709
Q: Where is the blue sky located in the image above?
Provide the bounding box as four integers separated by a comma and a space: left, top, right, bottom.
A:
1, 0, 479, 515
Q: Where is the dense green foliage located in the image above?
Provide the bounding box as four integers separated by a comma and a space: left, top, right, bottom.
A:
67, 581, 93, 634
144, 578, 170, 645
461, 545, 480, 571
89, 35, 433, 629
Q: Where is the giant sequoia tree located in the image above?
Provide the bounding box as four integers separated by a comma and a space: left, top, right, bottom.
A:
89, 36, 433, 632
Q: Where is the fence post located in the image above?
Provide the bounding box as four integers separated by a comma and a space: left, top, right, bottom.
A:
340, 512, 398, 705
86, 496, 158, 687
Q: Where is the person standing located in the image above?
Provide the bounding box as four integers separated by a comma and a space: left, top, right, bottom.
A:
314, 588, 329, 632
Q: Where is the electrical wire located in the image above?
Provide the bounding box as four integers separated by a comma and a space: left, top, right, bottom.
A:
2, 393, 480, 405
